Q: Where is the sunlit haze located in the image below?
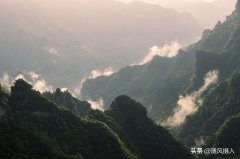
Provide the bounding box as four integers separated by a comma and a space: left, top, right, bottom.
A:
0, 0, 236, 92
0, 0, 240, 157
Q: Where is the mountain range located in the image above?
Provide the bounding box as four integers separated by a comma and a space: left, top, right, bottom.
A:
119, 0, 235, 28
1, 0, 240, 158
81, 1, 240, 157
0, 0, 202, 89
0, 80, 193, 159
81, 0, 240, 124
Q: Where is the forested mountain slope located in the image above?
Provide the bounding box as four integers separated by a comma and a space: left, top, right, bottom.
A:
0, 80, 136, 159
0, 80, 193, 159
81, 0, 240, 122
43, 88, 91, 116
178, 70, 240, 158
88, 95, 193, 159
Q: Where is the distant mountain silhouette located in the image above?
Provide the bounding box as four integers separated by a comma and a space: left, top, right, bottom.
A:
0, 0, 202, 89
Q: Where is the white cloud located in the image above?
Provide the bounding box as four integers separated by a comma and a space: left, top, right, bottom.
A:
0, 71, 53, 93
71, 67, 114, 98
48, 47, 60, 57
163, 70, 219, 127
72, 79, 86, 97
139, 41, 182, 65
28, 72, 53, 93
60, 87, 68, 92
15, 74, 26, 81
87, 98, 105, 111
0, 73, 12, 90
28, 71, 40, 79
89, 67, 114, 79
33, 80, 53, 93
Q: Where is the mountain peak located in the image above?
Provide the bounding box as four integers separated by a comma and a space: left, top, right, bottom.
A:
110, 95, 147, 121
11, 79, 33, 94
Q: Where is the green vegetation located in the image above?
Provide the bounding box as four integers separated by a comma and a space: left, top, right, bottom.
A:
0, 80, 137, 159
81, 2, 240, 158
43, 89, 91, 116
88, 95, 193, 159
0, 80, 192, 159
190, 36, 240, 90
176, 4, 240, 158
1, 2, 240, 159
178, 70, 240, 144
81, 1, 240, 124
82, 51, 195, 121
108, 96, 193, 159
187, 2, 240, 54
215, 113, 240, 152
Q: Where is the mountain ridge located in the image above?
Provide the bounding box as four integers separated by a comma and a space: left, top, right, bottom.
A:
0, 79, 193, 159
0, 0, 202, 89
81, 1, 240, 123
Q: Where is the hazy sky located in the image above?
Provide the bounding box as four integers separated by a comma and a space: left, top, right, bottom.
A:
118, 0, 217, 5
118, 0, 236, 29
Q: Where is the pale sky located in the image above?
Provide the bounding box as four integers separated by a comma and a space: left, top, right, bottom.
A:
118, 0, 217, 4
117, 0, 236, 29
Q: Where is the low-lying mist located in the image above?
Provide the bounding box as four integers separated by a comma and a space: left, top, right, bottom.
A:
0, 72, 53, 93
163, 70, 219, 127
138, 41, 182, 65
